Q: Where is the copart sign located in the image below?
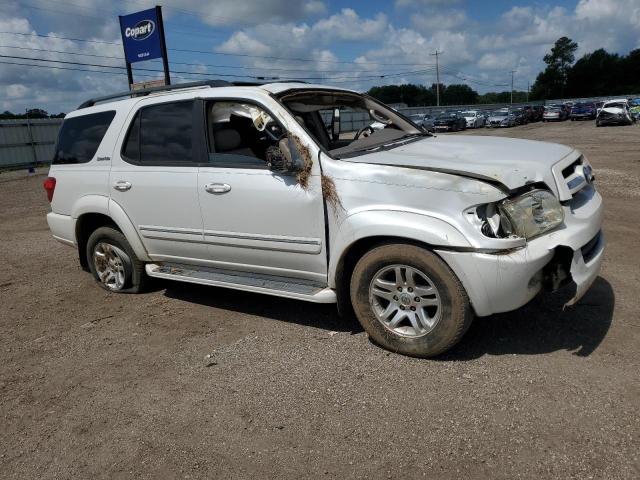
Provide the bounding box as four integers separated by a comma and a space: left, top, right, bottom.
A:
119, 8, 162, 64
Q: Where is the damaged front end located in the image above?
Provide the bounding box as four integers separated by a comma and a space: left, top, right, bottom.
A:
438, 172, 604, 316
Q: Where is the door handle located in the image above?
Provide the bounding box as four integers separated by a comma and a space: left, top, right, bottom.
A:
205, 183, 231, 194
113, 181, 132, 192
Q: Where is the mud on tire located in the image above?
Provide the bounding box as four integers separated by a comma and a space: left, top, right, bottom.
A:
350, 244, 473, 358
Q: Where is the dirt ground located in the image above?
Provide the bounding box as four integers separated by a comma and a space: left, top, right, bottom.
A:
1, 120, 638, 479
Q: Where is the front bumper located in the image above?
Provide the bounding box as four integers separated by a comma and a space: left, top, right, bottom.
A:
598, 116, 629, 125
436, 186, 605, 317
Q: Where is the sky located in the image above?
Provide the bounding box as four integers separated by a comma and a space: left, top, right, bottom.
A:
1, 0, 639, 113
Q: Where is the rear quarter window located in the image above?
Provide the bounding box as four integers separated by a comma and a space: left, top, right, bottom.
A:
53, 110, 116, 164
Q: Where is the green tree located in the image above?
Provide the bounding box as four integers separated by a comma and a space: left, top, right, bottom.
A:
441, 84, 478, 105
566, 49, 621, 97
367, 84, 436, 106
531, 36, 578, 99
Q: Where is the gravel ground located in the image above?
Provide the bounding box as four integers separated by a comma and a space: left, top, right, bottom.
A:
0, 121, 638, 479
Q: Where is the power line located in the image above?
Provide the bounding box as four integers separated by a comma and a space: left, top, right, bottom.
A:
0, 53, 438, 82
0, 59, 199, 81
0, 43, 432, 75
0, 30, 437, 67
0, 30, 121, 45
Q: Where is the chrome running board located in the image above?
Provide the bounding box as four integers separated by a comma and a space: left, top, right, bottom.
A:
145, 263, 336, 303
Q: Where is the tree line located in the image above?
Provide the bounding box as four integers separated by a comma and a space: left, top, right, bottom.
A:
0, 109, 65, 120
367, 83, 529, 107
368, 37, 640, 106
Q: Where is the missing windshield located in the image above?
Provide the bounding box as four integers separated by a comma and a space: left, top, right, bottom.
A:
279, 90, 427, 158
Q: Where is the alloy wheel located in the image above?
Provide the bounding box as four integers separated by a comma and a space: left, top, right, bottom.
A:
93, 242, 129, 291
369, 264, 442, 337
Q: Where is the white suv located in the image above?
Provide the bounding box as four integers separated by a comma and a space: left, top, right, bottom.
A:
45, 81, 605, 357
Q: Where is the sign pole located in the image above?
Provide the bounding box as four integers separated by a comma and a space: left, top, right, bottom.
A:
118, 14, 134, 90
156, 5, 171, 86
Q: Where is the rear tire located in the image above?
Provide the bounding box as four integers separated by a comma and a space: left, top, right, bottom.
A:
350, 244, 473, 358
86, 226, 147, 293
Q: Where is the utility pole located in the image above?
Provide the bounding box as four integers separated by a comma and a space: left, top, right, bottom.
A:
527, 81, 530, 103
431, 50, 443, 107
510, 70, 516, 104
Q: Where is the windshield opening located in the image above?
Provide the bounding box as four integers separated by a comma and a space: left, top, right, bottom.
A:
279, 90, 424, 158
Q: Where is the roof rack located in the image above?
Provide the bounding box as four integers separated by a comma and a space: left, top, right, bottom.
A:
77, 80, 231, 109
77, 79, 310, 109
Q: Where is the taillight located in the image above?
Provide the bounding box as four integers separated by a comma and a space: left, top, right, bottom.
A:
44, 177, 56, 202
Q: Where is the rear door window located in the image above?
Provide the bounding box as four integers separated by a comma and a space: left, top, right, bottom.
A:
53, 110, 116, 164
122, 100, 195, 165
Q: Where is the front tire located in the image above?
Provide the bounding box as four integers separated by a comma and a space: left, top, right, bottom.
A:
86, 226, 147, 293
350, 244, 473, 358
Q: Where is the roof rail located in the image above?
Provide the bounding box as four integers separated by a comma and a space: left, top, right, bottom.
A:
77, 80, 231, 109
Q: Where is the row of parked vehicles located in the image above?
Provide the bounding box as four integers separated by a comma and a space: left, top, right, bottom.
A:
407, 98, 640, 132
543, 98, 639, 126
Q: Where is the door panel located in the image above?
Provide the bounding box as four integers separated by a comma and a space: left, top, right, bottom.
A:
110, 165, 206, 260
197, 167, 327, 282
110, 99, 208, 262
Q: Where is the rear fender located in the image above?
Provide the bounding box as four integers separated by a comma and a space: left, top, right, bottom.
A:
70, 195, 150, 261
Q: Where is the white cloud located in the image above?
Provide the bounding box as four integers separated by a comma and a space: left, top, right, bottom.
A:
312, 8, 387, 41
410, 9, 468, 31
396, 0, 462, 7
5, 84, 27, 99
179, 0, 326, 26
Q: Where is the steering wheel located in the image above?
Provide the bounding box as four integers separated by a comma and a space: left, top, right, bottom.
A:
354, 125, 375, 140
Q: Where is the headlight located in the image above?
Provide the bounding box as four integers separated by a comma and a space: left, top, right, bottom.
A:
499, 189, 564, 239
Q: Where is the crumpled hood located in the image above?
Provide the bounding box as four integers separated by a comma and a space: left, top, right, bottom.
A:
344, 135, 575, 191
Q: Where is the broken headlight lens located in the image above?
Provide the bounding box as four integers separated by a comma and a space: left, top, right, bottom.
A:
499, 189, 564, 239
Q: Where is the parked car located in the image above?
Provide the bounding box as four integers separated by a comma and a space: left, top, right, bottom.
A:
596, 99, 635, 126
486, 109, 516, 128
433, 111, 466, 132
543, 106, 568, 122
44, 80, 604, 358
531, 105, 545, 121
511, 108, 528, 125
570, 102, 597, 120
408, 113, 435, 132
460, 110, 485, 128
522, 105, 541, 122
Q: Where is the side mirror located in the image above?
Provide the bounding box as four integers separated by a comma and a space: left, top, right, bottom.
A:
266, 137, 306, 173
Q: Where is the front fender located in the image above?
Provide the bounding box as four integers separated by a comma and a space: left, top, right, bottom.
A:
328, 209, 471, 288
